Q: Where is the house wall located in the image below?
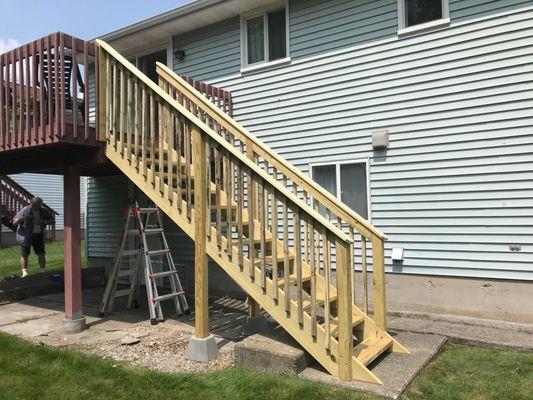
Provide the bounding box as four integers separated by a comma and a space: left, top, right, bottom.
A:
86, 0, 533, 319
168, 0, 533, 282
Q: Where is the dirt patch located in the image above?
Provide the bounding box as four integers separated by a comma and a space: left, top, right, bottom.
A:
71, 322, 235, 374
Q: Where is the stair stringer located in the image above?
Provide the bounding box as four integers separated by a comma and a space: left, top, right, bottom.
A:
105, 145, 383, 384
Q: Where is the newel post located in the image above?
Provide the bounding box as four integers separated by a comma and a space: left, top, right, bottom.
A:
96, 44, 107, 142
371, 235, 387, 330
186, 125, 219, 362
336, 237, 353, 381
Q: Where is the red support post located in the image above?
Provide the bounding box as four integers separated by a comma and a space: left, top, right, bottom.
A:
63, 165, 84, 326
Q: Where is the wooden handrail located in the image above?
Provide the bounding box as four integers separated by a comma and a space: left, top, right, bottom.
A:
156, 62, 389, 329
156, 62, 386, 241
95, 39, 351, 245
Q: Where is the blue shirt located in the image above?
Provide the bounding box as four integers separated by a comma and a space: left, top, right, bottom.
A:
15, 205, 52, 247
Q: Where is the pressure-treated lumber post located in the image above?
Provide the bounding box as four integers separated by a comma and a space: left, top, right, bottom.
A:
371, 235, 387, 330
187, 126, 219, 362
63, 165, 85, 334
96, 44, 107, 142
336, 238, 353, 381
245, 138, 260, 318
193, 126, 209, 339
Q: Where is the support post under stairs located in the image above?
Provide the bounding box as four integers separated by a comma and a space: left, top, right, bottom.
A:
186, 126, 219, 362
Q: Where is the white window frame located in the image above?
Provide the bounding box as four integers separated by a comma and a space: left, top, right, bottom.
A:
397, 0, 450, 36
309, 159, 372, 222
240, 1, 291, 73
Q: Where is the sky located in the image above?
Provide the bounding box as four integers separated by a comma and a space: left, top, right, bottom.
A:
0, 0, 192, 53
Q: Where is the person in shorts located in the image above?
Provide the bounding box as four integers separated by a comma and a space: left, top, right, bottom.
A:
13, 197, 54, 278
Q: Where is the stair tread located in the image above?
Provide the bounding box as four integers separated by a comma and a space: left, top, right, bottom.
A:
353, 336, 392, 366
277, 270, 311, 287
327, 313, 365, 337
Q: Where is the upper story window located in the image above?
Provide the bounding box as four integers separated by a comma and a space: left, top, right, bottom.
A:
398, 0, 450, 34
241, 3, 290, 71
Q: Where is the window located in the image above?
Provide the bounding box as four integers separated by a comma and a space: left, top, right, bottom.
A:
242, 4, 289, 69
311, 161, 370, 220
398, 0, 449, 32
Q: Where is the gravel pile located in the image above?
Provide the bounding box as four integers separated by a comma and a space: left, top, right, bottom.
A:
73, 322, 235, 374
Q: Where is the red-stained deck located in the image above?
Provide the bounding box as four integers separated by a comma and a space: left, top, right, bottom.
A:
0, 32, 111, 175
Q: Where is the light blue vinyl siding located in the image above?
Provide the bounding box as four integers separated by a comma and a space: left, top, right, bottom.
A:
86, 176, 128, 257
172, 17, 241, 82
166, 1, 533, 280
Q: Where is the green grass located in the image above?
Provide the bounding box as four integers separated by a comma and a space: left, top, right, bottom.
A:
0, 241, 87, 280
0, 333, 531, 400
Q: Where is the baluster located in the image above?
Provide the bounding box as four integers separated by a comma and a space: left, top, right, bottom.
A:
237, 163, 244, 270
166, 106, 174, 204
271, 187, 278, 301
282, 177, 290, 313
214, 145, 222, 250
141, 86, 147, 178
134, 81, 140, 172
361, 236, 368, 314
149, 93, 155, 188
324, 231, 331, 351
176, 116, 183, 213
303, 191, 309, 266
205, 140, 211, 239
247, 168, 255, 280
225, 147, 233, 260
310, 219, 317, 338
158, 94, 164, 194
119, 67, 125, 155
294, 205, 303, 326
260, 180, 267, 291
185, 119, 192, 220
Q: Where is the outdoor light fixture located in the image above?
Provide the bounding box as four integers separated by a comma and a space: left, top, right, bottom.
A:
174, 49, 186, 62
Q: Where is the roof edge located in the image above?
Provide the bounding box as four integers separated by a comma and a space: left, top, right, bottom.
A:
97, 0, 224, 42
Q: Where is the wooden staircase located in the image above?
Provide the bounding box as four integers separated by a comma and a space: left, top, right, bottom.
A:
96, 40, 409, 384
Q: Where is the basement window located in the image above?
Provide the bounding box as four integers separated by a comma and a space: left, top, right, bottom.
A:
241, 3, 290, 71
311, 161, 370, 220
398, 0, 450, 35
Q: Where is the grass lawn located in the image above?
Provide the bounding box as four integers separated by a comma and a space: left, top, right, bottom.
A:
0, 241, 87, 280
0, 333, 531, 400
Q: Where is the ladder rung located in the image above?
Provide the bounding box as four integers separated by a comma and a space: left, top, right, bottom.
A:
149, 270, 178, 279
147, 249, 171, 256
152, 292, 185, 303
138, 207, 158, 213
126, 228, 163, 236
114, 289, 132, 298
117, 270, 132, 278
122, 249, 141, 256
145, 228, 164, 235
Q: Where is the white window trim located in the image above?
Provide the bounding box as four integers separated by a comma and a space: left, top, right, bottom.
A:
240, 0, 290, 73
309, 159, 372, 222
134, 38, 173, 70
397, 0, 450, 36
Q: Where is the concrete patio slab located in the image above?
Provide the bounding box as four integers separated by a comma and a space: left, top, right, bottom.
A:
299, 331, 447, 399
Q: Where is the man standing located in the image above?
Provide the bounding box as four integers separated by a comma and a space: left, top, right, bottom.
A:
13, 197, 54, 277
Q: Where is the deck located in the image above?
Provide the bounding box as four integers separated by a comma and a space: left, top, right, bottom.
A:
0, 32, 112, 175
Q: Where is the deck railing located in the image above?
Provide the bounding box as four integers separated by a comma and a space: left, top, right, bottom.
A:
156, 63, 389, 329
0, 174, 58, 242
0, 32, 97, 151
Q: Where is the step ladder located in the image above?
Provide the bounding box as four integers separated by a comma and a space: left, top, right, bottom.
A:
98, 202, 189, 324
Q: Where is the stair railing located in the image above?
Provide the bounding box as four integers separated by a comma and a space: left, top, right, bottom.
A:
96, 39, 358, 380
155, 63, 388, 330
